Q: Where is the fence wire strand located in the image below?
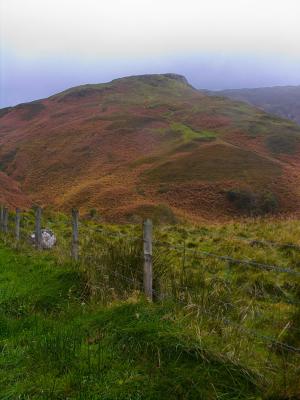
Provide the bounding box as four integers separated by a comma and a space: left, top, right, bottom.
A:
1, 210, 300, 357
153, 240, 300, 277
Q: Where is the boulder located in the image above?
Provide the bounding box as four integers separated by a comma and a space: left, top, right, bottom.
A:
30, 229, 57, 249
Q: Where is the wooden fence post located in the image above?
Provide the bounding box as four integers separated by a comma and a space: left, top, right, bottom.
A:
15, 208, 20, 241
3, 207, 8, 234
35, 206, 42, 249
143, 219, 153, 301
0, 205, 3, 232
71, 208, 79, 261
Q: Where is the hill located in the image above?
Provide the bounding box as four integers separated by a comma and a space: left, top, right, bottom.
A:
211, 85, 300, 125
1, 74, 300, 221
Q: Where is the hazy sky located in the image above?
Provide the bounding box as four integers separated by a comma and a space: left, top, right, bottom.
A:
1, 0, 300, 107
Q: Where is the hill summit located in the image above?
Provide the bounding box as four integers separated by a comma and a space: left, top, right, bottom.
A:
1, 73, 300, 221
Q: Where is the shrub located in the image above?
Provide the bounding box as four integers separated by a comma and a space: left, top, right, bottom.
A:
266, 134, 300, 154
127, 204, 178, 225
259, 192, 278, 214
152, 204, 178, 224
226, 189, 256, 213
226, 189, 278, 215
89, 208, 97, 219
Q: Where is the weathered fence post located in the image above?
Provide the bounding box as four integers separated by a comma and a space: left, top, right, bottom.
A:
34, 206, 42, 249
71, 208, 79, 261
143, 219, 153, 301
0, 205, 3, 232
3, 207, 8, 234
15, 208, 20, 241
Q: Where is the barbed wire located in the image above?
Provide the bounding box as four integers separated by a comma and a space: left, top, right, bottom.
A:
161, 225, 300, 251
236, 236, 300, 251
97, 270, 300, 353
153, 240, 300, 277
1, 226, 299, 355
173, 282, 300, 307
194, 232, 300, 251
150, 287, 300, 354
159, 284, 300, 334
110, 270, 142, 286
85, 226, 141, 242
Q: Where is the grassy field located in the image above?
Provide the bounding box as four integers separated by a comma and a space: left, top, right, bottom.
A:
0, 212, 300, 399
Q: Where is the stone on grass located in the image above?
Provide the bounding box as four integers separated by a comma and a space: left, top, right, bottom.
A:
30, 229, 57, 249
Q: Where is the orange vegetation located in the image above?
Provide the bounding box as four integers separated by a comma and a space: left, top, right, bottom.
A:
0, 73, 300, 221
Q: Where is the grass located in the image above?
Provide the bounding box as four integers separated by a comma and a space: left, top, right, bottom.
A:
0, 212, 300, 399
0, 245, 258, 399
168, 123, 217, 142
141, 143, 282, 185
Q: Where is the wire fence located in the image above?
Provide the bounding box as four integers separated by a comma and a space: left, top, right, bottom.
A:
154, 240, 300, 276
0, 206, 299, 356
113, 268, 300, 355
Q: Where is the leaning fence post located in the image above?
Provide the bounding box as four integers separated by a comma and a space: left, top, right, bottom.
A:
15, 208, 20, 241
71, 208, 79, 261
34, 206, 42, 249
143, 219, 153, 301
3, 207, 8, 234
0, 205, 3, 232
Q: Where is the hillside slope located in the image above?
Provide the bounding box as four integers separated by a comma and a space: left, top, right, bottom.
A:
1, 74, 300, 220
211, 85, 300, 125
0, 171, 30, 208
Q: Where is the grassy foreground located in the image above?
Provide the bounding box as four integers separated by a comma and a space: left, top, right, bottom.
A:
0, 215, 300, 399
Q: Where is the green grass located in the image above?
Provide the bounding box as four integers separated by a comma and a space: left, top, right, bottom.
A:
168, 123, 217, 142
0, 246, 259, 399
0, 213, 300, 399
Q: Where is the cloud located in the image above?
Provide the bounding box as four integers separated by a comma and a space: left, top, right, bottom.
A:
1, 0, 300, 107
1, 0, 300, 60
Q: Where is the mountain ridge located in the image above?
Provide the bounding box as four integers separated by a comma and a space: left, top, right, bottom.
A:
1, 74, 300, 221
208, 85, 300, 125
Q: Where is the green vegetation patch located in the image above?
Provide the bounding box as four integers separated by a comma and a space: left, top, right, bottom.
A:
169, 122, 217, 142
1, 212, 300, 398
0, 244, 259, 399
0, 248, 86, 317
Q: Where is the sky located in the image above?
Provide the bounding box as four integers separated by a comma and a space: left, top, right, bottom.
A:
1, 0, 300, 107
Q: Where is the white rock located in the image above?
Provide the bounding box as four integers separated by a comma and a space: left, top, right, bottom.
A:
30, 229, 57, 249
